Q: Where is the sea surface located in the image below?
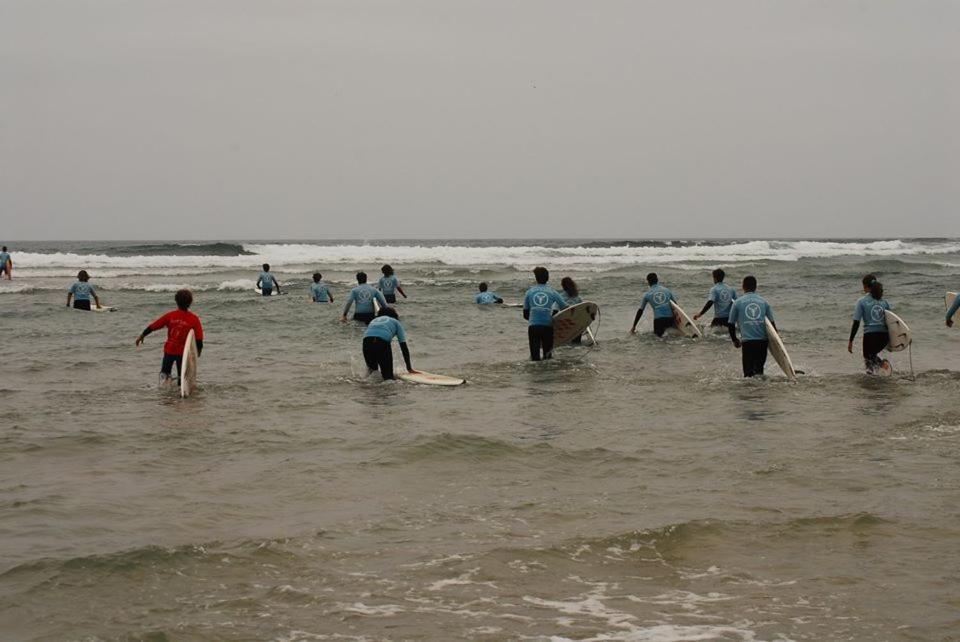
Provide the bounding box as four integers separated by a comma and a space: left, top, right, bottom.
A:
1, 239, 960, 641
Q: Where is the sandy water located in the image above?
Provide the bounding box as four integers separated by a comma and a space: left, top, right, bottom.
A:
1, 240, 960, 641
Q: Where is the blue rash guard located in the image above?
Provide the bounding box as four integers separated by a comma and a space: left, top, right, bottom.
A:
728, 292, 775, 341
640, 284, 676, 319
561, 293, 582, 306
378, 275, 400, 296
68, 281, 96, 301
523, 285, 567, 326
853, 295, 891, 334
0, 251, 10, 267
363, 316, 407, 343
344, 284, 387, 315
310, 282, 331, 302
258, 271, 278, 291
708, 283, 737, 318
947, 294, 960, 321
475, 291, 501, 304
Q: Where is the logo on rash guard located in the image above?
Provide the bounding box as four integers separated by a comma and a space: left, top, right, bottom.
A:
653, 291, 667, 305
719, 290, 731, 303
358, 290, 372, 302
745, 303, 763, 321
870, 305, 885, 322
532, 292, 550, 307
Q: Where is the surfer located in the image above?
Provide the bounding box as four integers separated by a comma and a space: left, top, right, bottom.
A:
135, 289, 204, 385
65, 270, 101, 311
378, 265, 407, 304
362, 307, 414, 380
947, 292, 960, 327
310, 273, 334, 303
523, 266, 567, 361
727, 275, 776, 377
694, 268, 737, 328
474, 282, 503, 305
630, 273, 677, 337
341, 272, 387, 325
861, 273, 878, 293
257, 264, 281, 296
560, 277, 587, 344
847, 279, 891, 372
0, 246, 10, 280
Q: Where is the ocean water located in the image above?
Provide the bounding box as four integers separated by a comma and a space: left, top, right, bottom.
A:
1, 239, 959, 641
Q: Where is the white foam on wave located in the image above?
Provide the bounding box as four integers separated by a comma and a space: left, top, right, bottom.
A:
142, 283, 198, 292
217, 279, 257, 291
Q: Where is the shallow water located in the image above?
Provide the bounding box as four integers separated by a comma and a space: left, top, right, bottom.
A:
2, 240, 960, 640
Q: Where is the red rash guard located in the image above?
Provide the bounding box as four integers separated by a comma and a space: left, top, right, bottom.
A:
148, 309, 204, 355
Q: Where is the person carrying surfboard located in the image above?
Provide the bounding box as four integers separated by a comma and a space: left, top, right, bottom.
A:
559, 277, 587, 344
341, 272, 387, 325
848, 279, 892, 373
630, 273, 677, 337
135, 289, 204, 385
524, 267, 568, 361
474, 282, 503, 305
693, 268, 738, 328
66, 270, 102, 311
257, 264, 281, 296
0, 246, 11, 280
310, 272, 334, 303
378, 265, 407, 304
727, 275, 776, 377
362, 307, 415, 380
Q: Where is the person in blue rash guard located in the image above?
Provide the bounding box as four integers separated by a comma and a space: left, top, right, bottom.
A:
341, 271, 387, 325
947, 291, 960, 328
848, 279, 891, 371
362, 307, 415, 380
257, 264, 281, 296
378, 264, 407, 304
727, 275, 776, 377
66, 270, 102, 311
559, 277, 582, 306
523, 267, 567, 361
694, 268, 737, 328
0, 246, 10, 280
630, 273, 677, 337
309, 272, 334, 303
474, 282, 503, 305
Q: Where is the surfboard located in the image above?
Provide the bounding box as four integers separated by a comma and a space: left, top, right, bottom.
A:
398, 370, 465, 386
501, 301, 524, 308
946, 291, 959, 324
552, 301, 599, 346
765, 318, 797, 380
670, 301, 703, 338
255, 288, 278, 296
884, 310, 911, 352
3, 258, 11, 278
91, 304, 117, 312
180, 329, 199, 398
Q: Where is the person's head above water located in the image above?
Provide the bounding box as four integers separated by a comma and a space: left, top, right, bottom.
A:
77, 270, 89, 282
742, 275, 758, 292
175, 289, 193, 311
862, 273, 877, 292
646, 272, 659, 286
376, 306, 399, 319
869, 280, 884, 300
533, 267, 549, 284
1, 246, 6, 252
381, 264, 394, 276
356, 272, 368, 284
712, 268, 725, 283
560, 276, 578, 297
478, 282, 489, 292
262, 263, 270, 272
313, 272, 322, 283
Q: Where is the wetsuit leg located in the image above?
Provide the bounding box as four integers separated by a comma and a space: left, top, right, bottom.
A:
73, 299, 91, 311
653, 317, 674, 337
261, 287, 272, 296
542, 325, 555, 359
161, 353, 182, 381
528, 326, 542, 361
863, 332, 889, 368
354, 312, 375, 325
711, 317, 728, 328
741, 340, 768, 377
378, 343, 395, 380
362, 336, 380, 371
385, 294, 397, 304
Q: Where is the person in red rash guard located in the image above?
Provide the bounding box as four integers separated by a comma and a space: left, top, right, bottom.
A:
135, 289, 204, 385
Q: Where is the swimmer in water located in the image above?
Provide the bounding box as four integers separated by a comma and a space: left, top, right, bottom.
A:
474, 282, 503, 305
66, 270, 102, 311
309, 272, 334, 303
257, 264, 281, 296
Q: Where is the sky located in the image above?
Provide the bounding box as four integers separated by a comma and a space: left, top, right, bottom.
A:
1, 0, 957, 240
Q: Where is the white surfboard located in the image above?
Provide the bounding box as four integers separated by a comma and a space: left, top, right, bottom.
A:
398, 370, 465, 386
91, 304, 117, 312
765, 318, 797, 380
670, 301, 703, 338
180, 329, 199, 398
884, 310, 911, 352
501, 301, 524, 308
255, 288, 279, 296
946, 292, 959, 324
552, 301, 599, 346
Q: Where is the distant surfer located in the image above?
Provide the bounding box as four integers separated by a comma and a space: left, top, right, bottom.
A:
727, 275, 776, 377
947, 291, 960, 327
135, 289, 204, 385
693, 268, 737, 328
362, 307, 415, 380
66, 270, 101, 311
257, 264, 281, 296
310, 272, 334, 303
0, 246, 11, 280
847, 279, 891, 373
474, 282, 503, 305
341, 271, 387, 325
630, 273, 677, 337
378, 264, 407, 304
524, 266, 567, 361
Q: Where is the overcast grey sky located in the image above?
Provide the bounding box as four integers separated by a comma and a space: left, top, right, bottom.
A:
1, 1, 957, 240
